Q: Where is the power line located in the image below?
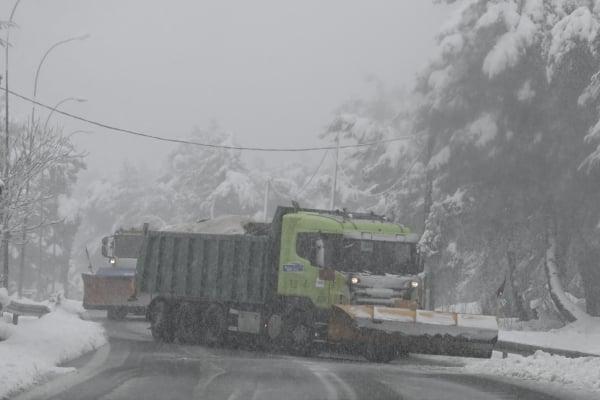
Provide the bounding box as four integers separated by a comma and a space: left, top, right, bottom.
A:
5, 87, 414, 152
336, 147, 425, 198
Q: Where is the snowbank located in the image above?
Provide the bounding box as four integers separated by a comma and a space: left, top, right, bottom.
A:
464, 317, 600, 393
465, 351, 600, 392
0, 300, 106, 399
500, 316, 600, 356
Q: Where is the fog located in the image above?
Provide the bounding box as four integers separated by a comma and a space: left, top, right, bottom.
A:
3, 0, 451, 183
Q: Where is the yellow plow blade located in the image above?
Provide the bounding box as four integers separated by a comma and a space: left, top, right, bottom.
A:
82, 273, 136, 309
329, 305, 498, 358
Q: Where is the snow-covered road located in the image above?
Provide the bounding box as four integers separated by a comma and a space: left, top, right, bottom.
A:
1, 296, 600, 399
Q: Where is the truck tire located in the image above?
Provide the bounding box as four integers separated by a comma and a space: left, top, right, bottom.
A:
107, 307, 128, 321
175, 302, 202, 344
363, 336, 396, 363
149, 300, 175, 343
282, 311, 314, 356
201, 304, 226, 346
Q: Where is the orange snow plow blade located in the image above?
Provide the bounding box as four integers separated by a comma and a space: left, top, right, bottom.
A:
328, 305, 498, 358
81, 272, 136, 309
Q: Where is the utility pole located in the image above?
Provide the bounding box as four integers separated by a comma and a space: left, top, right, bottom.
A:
2, 0, 22, 289
329, 133, 339, 210
263, 179, 270, 222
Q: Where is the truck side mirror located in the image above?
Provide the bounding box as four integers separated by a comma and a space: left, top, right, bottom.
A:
315, 238, 325, 268
101, 237, 109, 257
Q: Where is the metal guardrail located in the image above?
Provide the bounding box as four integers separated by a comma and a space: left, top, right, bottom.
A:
3, 301, 51, 325
495, 340, 599, 358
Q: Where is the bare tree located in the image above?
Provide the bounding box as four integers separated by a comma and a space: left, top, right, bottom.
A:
1, 116, 84, 296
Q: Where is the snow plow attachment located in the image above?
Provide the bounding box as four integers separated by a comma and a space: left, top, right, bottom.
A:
82, 270, 135, 309
81, 268, 149, 319
328, 305, 498, 359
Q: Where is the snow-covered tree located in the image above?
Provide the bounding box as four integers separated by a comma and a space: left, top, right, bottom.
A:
74, 161, 168, 273
320, 85, 425, 229
416, 0, 600, 317
161, 125, 262, 221
0, 116, 84, 297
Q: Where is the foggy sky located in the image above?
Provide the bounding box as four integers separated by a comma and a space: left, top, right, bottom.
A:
2, 1, 451, 185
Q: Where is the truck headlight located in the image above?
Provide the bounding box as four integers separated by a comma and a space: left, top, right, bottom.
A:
109, 257, 116, 266
351, 276, 359, 285
410, 280, 419, 288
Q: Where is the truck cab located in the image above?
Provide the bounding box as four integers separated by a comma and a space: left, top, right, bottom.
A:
100, 229, 145, 271
277, 210, 422, 310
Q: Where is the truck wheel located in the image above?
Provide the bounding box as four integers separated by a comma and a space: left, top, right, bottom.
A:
201, 304, 226, 346
107, 307, 128, 321
282, 311, 313, 356
149, 300, 175, 343
363, 337, 395, 363
175, 302, 202, 344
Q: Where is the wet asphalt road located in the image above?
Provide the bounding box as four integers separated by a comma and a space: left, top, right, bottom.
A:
13, 312, 597, 400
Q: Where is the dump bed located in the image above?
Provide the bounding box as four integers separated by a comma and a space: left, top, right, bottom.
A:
136, 231, 273, 304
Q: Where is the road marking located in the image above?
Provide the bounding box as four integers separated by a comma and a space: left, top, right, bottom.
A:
13, 342, 113, 400
291, 359, 358, 400
190, 346, 227, 398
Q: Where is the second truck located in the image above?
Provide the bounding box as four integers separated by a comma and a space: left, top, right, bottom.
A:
82, 227, 148, 320
137, 206, 498, 362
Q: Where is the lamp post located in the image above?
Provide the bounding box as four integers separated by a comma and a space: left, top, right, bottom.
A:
36, 99, 87, 297
20, 34, 89, 298
31, 34, 90, 125
43, 97, 87, 131
1, 0, 22, 290
329, 133, 339, 210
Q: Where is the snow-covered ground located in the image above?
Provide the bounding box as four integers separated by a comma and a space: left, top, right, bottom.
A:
463, 318, 600, 393
1, 287, 599, 397
500, 317, 600, 356
465, 350, 600, 393
0, 289, 106, 399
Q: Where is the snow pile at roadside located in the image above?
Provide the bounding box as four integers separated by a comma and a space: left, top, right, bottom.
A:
465, 351, 600, 392
500, 316, 600, 356
0, 300, 106, 399
467, 317, 600, 392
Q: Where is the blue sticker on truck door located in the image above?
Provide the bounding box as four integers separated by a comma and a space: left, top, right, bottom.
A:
283, 261, 304, 272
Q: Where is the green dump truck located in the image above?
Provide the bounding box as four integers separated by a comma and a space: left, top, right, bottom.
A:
137, 206, 498, 362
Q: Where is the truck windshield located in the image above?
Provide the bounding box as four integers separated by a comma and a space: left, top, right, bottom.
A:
296, 233, 420, 275
339, 238, 419, 275
112, 235, 144, 258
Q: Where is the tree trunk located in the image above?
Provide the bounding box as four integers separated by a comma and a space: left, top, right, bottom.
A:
1, 228, 9, 289
17, 215, 27, 298
422, 132, 436, 310
506, 251, 530, 320
579, 245, 600, 316
545, 215, 588, 322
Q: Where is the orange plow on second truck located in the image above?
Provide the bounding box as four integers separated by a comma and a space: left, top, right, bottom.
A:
82, 269, 149, 320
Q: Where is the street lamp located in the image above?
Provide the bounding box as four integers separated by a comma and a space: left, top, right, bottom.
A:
43, 97, 87, 131
26, 35, 89, 298
66, 129, 94, 138
31, 34, 90, 124
37, 96, 87, 298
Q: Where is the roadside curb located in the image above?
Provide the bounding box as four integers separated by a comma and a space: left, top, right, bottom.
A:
495, 340, 600, 358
